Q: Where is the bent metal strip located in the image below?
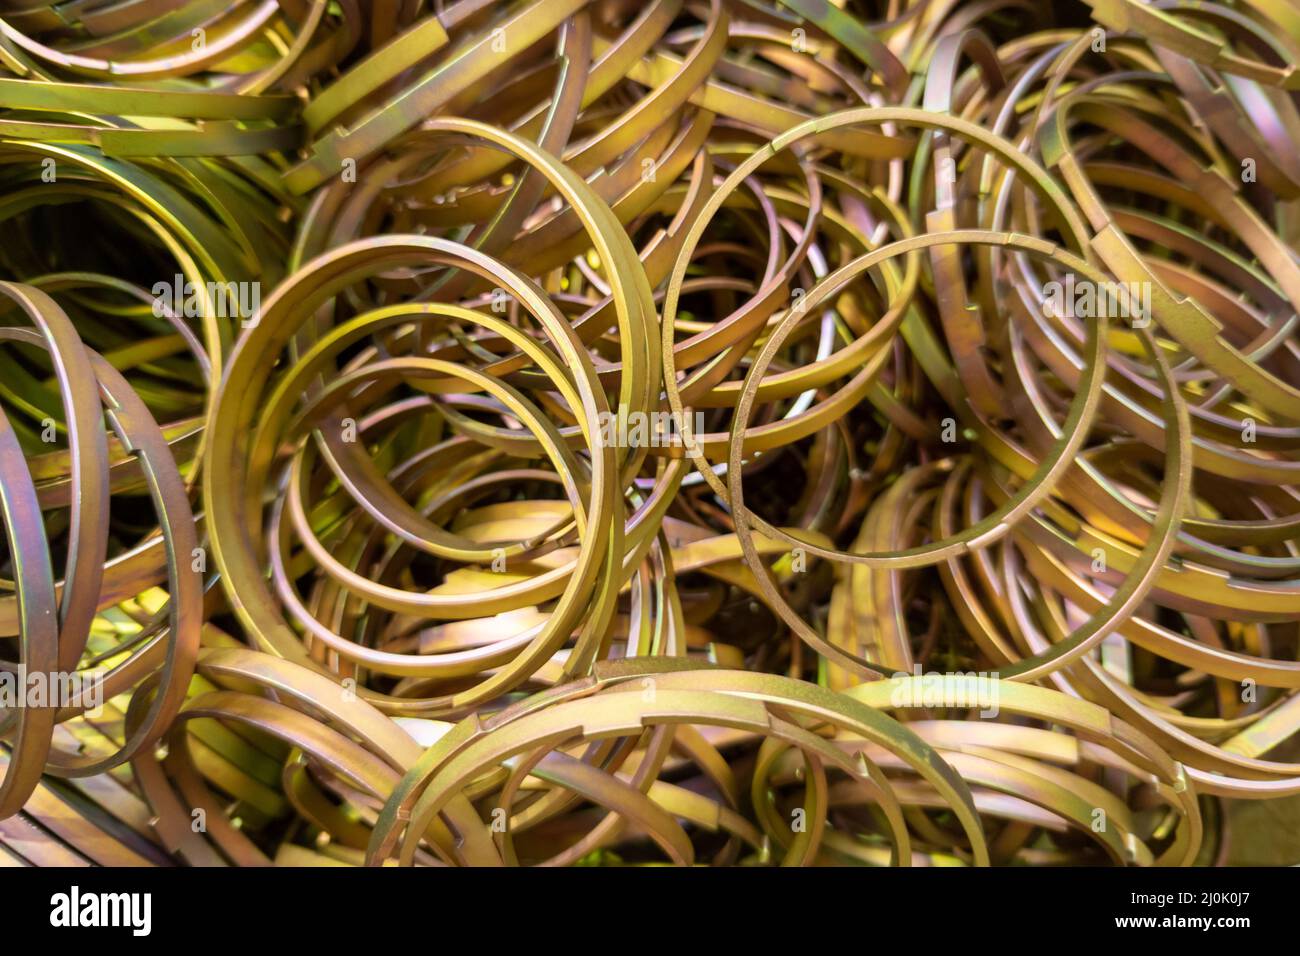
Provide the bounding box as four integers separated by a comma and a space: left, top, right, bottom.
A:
0, 0, 1296, 868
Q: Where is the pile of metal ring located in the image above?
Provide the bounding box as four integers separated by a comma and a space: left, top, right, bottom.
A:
0, 0, 1298, 866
